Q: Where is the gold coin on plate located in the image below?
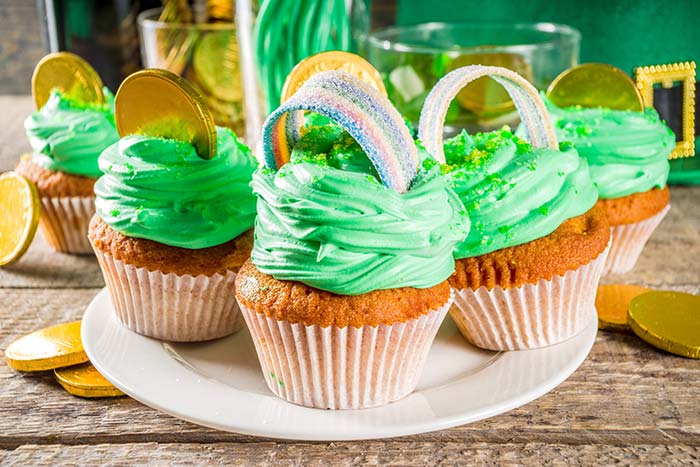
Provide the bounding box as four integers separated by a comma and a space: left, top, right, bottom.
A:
546, 63, 644, 111
450, 52, 534, 116
115, 69, 217, 160
629, 291, 700, 358
0, 172, 40, 267
192, 31, 242, 102
5, 321, 87, 372
32, 51, 105, 110
595, 284, 651, 332
55, 362, 124, 398
280, 51, 387, 104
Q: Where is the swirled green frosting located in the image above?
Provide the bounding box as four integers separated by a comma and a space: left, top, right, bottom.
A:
24, 88, 119, 178
250, 122, 469, 295
95, 127, 257, 249
543, 95, 674, 199
444, 129, 598, 259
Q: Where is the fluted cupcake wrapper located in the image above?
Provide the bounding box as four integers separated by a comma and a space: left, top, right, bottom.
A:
238, 292, 452, 410
39, 196, 95, 254
93, 249, 244, 342
603, 204, 670, 275
451, 243, 610, 351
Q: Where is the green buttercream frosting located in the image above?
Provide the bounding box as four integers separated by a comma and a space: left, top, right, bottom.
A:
542, 95, 674, 199
444, 128, 598, 259
250, 121, 470, 295
24, 88, 119, 178
95, 127, 257, 249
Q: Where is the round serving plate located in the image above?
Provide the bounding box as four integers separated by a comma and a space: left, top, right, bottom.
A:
82, 288, 596, 441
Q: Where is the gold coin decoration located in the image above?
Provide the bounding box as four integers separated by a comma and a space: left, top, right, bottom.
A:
5, 321, 87, 372
450, 52, 534, 116
192, 31, 243, 103
280, 51, 387, 104
115, 69, 217, 160
595, 284, 651, 332
629, 291, 700, 359
547, 63, 644, 111
54, 362, 124, 398
0, 172, 40, 267
32, 52, 105, 110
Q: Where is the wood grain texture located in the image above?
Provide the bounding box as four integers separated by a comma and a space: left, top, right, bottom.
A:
2, 442, 700, 467
0, 94, 699, 464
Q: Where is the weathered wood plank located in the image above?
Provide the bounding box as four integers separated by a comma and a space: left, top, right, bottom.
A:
1, 288, 699, 449
0, 96, 34, 171
1, 442, 699, 466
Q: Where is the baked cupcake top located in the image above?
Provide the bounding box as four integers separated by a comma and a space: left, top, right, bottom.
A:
250, 71, 469, 295
542, 95, 674, 199
94, 126, 257, 249
443, 129, 597, 258
24, 88, 119, 178
418, 65, 599, 259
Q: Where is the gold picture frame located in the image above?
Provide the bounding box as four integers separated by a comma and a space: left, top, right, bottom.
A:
634, 61, 696, 159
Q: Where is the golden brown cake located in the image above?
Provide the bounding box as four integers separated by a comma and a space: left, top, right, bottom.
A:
597, 185, 670, 226
15, 157, 96, 197
236, 259, 450, 328
451, 206, 611, 291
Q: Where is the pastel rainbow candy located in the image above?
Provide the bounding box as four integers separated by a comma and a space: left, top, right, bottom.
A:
259, 70, 419, 194
418, 65, 559, 163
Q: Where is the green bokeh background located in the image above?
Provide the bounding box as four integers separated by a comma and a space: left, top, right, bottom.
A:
397, 0, 699, 76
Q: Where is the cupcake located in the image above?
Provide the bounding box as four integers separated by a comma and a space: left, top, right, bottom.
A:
543, 97, 674, 274
235, 71, 469, 409
419, 65, 611, 351
89, 126, 258, 341
15, 88, 119, 254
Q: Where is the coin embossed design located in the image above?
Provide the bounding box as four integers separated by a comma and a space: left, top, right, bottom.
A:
55, 362, 125, 398
547, 63, 644, 111
6, 321, 87, 372
115, 69, 218, 160
0, 172, 40, 267
32, 52, 105, 110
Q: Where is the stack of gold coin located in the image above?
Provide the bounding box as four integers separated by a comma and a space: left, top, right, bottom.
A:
5, 321, 124, 398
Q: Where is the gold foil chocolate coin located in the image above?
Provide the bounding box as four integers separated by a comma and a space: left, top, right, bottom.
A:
55, 362, 124, 398
6, 321, 87, 372
0, 172, 40, 266
629, 291, 700, 358
547, 63, 644, 111
193, 31, 243, 102
450, 52, 534, 116
595, 284, 651, 332
280, 51, 387, 103
115, 69, 217, 159
32, 52, 105, 110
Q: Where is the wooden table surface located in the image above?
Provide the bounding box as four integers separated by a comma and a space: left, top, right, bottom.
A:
1, 95, 699, 466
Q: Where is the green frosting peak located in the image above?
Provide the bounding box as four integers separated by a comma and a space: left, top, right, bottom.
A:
444, 128, 598, 259
24, 88, 119, 178
95, 127, 257, 249
542, 94, 674, 199
251, 120, 469, 295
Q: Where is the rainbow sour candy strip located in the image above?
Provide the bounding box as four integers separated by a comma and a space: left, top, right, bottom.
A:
418, 65, 558, 163
260, 70, 419, 193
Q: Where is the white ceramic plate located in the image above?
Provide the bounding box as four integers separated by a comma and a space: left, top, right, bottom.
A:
82, 288, 596, 441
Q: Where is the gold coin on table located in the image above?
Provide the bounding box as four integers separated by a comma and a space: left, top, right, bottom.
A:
32, 51, 105, 110
546, 63, 644, 111
629, 291, 700, 358
0, 172, 40, 267
280, 51, 387, 104
595, 284, 651, 332
55, 362, 125, 398
115, 69, 217, 160
192, 30, 243, 102
5, 321, 87, 372
450, 52, 534, 117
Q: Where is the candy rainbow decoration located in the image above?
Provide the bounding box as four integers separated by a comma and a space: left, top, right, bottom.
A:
260, 70, 419, 193
418, 65, 559, 163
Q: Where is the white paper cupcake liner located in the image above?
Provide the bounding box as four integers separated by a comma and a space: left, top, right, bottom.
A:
93, 248, 244, 342
451, 243, 610, 351
238, 292, 452, 410
39, 196, 95, 254
603, 204, 670, 275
